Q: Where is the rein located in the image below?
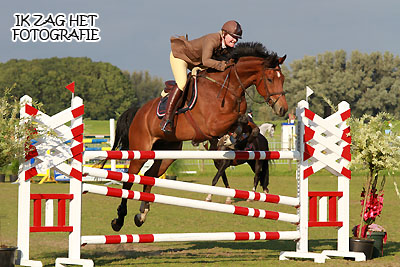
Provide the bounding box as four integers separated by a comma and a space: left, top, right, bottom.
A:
199, 66, 245, 111
199, 64, 285, 109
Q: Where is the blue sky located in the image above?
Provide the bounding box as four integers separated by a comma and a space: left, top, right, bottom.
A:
1, 0, 399, 80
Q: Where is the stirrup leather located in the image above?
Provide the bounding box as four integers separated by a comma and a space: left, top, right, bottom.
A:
161, 119, 173, 132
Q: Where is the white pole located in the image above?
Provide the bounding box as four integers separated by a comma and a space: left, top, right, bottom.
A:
109, 119, 116, 172
337, 101, 351, 252
296, 100, 309, 253
16, 96, 33, 266
68, 96, 83, 260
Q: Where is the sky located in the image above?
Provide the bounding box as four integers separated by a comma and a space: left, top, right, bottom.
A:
1, 0, 399, 81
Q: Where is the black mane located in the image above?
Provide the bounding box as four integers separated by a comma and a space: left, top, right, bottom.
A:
213, 42, 280, 68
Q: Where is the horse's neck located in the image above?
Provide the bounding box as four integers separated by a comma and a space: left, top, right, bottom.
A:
199, 70, 246, 108
202, 62, 257, 100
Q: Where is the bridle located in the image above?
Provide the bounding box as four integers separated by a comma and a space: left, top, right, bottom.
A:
259, 67, 286, 108
199, 63, 285, 109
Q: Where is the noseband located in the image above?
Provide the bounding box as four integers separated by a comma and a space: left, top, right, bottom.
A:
261, 67, 286, 108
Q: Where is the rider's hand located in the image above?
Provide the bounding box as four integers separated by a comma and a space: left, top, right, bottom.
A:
224, 59, 235, 69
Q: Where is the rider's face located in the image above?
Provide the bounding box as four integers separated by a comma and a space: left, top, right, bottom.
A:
224, 34, 238, 48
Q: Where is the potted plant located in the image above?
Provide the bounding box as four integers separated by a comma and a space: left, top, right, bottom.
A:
0, 166, 6, 182
0, 216, 17, 267
348, 112, 400, 259
0, 87, 47, 263
7, 159, 20, 183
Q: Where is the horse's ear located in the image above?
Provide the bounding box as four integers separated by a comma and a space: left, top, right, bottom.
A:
279, 55, 287, 65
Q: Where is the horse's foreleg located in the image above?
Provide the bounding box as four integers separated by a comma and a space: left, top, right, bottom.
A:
111, 181, 133, 231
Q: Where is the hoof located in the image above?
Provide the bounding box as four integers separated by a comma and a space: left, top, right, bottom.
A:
134, 213, 144, 227
225, 197, 232, 205
205, 198, 212, 202
111, 218, 122, 232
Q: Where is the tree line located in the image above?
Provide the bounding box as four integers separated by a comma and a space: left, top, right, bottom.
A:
0, 57, 162, 119
1, 50, 399, 121
246, 50, 400, 121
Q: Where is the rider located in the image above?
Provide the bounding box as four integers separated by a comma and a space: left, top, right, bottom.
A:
160, 20, 243, 133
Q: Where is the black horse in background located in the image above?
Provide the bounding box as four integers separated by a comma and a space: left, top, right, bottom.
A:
205, 116, 270, 204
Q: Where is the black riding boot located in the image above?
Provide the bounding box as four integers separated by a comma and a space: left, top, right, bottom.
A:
160, 85, 183, 133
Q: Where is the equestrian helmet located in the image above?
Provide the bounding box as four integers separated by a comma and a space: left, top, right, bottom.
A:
221, 20, 242, 39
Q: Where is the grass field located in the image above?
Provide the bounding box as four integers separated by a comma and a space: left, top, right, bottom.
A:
1, 166, 399, 266
1, 120, 399, 266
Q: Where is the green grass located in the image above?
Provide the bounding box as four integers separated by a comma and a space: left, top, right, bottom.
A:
84, 120, 113, 136
1, 167, 399, 266
2, 119, 398, 265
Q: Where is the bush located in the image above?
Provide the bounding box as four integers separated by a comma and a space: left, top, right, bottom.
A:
0, 86, 43, 170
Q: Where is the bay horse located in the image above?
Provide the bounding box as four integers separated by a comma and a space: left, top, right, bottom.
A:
206, 117, 270, 204
109, 42, 287, 231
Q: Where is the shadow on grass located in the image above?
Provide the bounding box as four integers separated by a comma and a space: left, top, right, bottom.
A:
40, 239, 400, 266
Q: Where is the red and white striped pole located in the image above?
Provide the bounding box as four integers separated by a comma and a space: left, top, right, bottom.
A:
83, 150, 300, 161
81, 230, 301, 245
83, 166, 299, 206
82, 184, 299, 224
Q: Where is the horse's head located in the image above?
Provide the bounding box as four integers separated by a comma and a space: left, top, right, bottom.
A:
256, 55, 288, 117
229, 42, 288, 117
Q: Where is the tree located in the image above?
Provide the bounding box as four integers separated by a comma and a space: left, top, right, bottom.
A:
283, 50, 400, 117
0, 57, 137, 119
130, 71, 164, 106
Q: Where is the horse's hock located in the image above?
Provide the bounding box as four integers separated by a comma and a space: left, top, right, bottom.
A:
15, 95, 366, 266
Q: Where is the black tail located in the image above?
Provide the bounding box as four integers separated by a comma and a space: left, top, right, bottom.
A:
112, 106, 139, 151
100, 106, 139, 168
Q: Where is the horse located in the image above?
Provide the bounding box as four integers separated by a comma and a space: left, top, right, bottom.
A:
109, 42, 288, 231
205, 119, 270, 204
259, 122, 276, 138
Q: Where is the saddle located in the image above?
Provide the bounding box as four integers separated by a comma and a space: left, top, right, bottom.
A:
156, 75, 198, 119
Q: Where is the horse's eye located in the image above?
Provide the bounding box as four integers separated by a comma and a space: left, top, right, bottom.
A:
267, 78, 273, 83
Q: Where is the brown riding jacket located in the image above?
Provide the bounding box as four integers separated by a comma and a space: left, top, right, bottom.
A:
170, 32, 228, 71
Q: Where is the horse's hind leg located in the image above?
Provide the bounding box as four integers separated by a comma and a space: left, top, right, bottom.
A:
111, 159, 146, 231
134, 141, 182, 227
133, 159, 162, 227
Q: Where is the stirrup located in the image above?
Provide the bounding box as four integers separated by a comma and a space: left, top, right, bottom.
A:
161, 119, 173, 133
229, 135, 237, 145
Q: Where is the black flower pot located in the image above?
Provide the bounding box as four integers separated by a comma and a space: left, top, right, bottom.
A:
0, 246, 17, 267
367, 231, 386, 258
166, 175, 177, 180
349, 237, 374, 260
9, 174, 18, 183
